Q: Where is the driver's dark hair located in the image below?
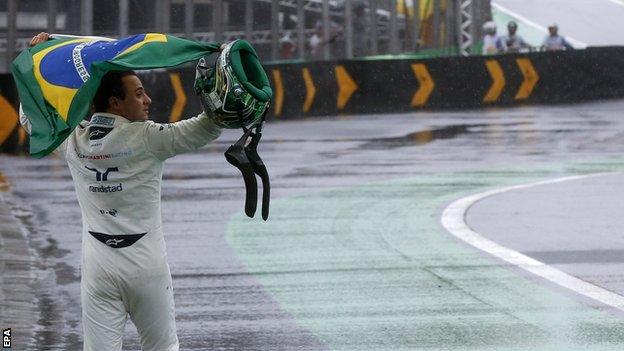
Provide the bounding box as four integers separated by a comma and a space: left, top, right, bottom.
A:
93, 70, 137, 112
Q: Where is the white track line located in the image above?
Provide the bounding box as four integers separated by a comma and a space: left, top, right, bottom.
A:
491, 2, 587, 49
441, 173, 624, 312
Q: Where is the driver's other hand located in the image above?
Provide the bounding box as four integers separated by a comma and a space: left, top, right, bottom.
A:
30, 32, 50, 47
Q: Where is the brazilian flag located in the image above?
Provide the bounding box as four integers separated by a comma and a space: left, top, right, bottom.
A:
11, 33, 220, 158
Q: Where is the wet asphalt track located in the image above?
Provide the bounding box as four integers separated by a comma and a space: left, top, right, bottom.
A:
4, 100, 624, 350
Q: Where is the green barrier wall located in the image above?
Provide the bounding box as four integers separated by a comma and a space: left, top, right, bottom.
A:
3, 47, 624, 154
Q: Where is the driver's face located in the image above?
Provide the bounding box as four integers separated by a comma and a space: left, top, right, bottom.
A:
114, 75, 152, 121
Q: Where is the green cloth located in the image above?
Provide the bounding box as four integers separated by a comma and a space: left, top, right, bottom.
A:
11, 33, 220, 158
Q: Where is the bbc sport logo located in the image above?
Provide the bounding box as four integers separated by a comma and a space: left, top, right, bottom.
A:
2, 328, 10, 349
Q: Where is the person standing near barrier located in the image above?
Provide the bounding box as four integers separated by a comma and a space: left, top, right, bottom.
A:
500, 21, 530, 53
279, 31, 297, 59
23, 32, 224, 351
482, 21, 502, 55
308, 20, 341, 60
352, 1, 370, 57
542, 24, 574, 51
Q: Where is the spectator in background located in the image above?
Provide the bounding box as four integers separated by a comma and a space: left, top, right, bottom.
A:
279, 31, 297, 60
308, 22, 325, 60
542, 24, 574, 51
482, 21, 502, 55
500, 21, 530, 53
308, 20, 341, 60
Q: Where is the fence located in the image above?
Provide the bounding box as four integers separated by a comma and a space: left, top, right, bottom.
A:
0, 0, 492, 73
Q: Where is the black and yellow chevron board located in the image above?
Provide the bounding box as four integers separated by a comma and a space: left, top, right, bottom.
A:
258, 52, 548, 116
0, 94, 18, 146
168, 73, 187, 123
0, 74, 21, 153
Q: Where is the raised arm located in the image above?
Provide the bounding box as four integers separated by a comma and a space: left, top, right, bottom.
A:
142, 112, 222, 160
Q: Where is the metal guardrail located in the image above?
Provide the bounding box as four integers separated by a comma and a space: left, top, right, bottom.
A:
1, 0, 489, 72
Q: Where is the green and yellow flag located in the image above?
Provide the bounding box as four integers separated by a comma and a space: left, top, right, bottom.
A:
11, 33, 220, 158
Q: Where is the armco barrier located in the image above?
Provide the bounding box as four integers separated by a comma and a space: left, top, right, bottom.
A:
2, 47, 624, 154
261, 47, 624, 116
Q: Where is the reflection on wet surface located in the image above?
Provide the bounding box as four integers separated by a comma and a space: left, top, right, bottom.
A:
232, 122, 533, 148
40, 238, 70, 259
361, 124, 480, 149
0, 171, 10, 191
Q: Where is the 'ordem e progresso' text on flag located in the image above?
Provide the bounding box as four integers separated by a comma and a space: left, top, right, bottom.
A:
11, 33, 220, 158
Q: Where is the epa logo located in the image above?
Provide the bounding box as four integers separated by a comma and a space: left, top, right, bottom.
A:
3, 328, 11, 348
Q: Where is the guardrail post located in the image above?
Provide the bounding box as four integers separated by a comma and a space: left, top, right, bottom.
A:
389, 0, 400, 54
369, 0, 378, 55
444, 0, 455, 51
245, 0, 253, 42
411, 0, 421, 51
213, 0, 223, 42
6, 0, 17, 73
432, 0, 441, 48
271, 0, 279, 60
322, 0, 331, 60
457, 0, 474, 56
185, 0, 194, 39
119, 0, 129, 38
345, 0, 354, 59
297, 0, 305, 59
81, 0, 93, 35
47, 0, 57, 33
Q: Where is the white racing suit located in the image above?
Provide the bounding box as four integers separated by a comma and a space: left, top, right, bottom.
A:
36, 111, 221, 350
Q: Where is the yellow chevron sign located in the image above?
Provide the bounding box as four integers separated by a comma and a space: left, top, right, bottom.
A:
271, 69, 284, 117
515, 58, 539, 100
335, 65, 358, 110
484, 60, 506, 103
302, 68, 316, 113
168, 73, 187, 123
410, 63, 434, 107
0, 94, 18, 146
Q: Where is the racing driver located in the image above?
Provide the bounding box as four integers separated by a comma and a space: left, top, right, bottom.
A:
24, 32, 222, 351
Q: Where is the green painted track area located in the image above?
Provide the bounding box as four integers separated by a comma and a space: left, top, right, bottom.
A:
227, 161, 624, 350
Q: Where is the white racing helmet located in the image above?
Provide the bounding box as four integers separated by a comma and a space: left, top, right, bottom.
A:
194, 39, 272, 129
482, 21, 497, 35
